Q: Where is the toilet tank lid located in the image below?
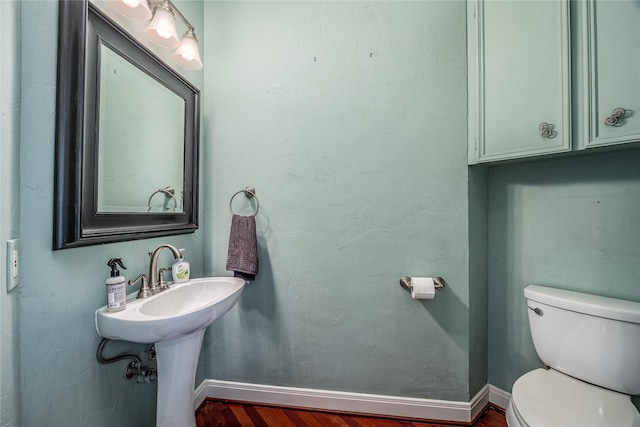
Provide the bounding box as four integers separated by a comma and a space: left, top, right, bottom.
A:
525, 285, 640, 324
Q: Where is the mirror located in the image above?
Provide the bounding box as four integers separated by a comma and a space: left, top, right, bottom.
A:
97, 45, 185, 213
54, 0, 200, 250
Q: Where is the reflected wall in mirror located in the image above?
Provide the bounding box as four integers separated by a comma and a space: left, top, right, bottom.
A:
97, 45, 184, 213
54, 0, 200, 250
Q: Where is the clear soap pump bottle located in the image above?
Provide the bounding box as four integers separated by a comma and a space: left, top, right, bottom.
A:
106, 258, 127, 312
172, 249, 190, 283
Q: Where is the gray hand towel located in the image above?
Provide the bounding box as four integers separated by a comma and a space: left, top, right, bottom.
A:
226, 214, 259, 281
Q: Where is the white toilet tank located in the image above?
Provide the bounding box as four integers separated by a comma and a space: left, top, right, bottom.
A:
525, 285, 640, 396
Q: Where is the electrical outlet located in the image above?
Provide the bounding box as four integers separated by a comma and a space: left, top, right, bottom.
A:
6, 239, 19, 292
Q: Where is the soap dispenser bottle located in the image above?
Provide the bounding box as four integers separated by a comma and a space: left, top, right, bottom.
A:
172, 249, 190, 284
106, 258, 127, 312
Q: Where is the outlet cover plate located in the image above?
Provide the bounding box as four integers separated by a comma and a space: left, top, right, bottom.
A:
6, 239, 19, 292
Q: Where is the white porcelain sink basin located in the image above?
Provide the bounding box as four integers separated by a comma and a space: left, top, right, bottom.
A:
96, 277, 245, 343
95, 276, 245, 427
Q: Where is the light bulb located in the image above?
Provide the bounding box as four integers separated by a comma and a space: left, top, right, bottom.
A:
144, 1, 180, 48
108, 0, 152, 20
173, 29, 203, 70
157, 29, 172, 40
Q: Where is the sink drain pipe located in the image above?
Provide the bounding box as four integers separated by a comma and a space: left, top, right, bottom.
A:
96, 338, 157, 382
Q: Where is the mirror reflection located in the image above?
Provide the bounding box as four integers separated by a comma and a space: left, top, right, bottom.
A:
97, 43, 185, 213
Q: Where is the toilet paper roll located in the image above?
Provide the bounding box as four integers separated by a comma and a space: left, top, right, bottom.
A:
411, 277, 436, 300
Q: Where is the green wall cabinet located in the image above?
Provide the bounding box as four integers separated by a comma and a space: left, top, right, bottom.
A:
467, 0, 572, 164
580, 0, 640, 149
468, 0, 640, 164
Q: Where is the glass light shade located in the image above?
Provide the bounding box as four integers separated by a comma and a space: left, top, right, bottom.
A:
173, 30, 203, 70
107, 0, 152, 21
144, 2, 180, 48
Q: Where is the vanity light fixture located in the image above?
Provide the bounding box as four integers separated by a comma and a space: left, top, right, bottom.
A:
107, 0, 152, 20
172, 28, 202, 70
144, 0, 179, 48
108, 0, 203, 70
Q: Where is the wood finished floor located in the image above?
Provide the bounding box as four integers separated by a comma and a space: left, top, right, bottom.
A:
196, 400, 507, 427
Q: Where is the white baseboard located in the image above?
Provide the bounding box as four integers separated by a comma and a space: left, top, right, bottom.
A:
194, 380, 509, 423
489, 384, 511, 410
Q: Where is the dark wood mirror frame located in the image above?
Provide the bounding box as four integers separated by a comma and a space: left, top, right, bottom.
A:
54, 0, 200, 250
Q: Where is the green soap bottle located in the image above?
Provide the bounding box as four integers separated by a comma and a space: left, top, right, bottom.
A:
171, 249, 190, 284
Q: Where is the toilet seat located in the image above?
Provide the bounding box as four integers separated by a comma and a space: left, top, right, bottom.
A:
509, 368, 640, 427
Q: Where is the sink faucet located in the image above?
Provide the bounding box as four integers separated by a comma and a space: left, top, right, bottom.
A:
148, 244, 182, 293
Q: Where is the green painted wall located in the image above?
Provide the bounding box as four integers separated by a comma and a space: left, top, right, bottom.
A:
468, 167, 488, 397
1, 1, 22, 425
487, 148, 640, 397
201, 1, 480, 401
98, 48, 184, 212
17, 1, 204, 426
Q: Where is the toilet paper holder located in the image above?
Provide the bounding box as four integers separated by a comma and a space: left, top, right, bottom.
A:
399, 276, 445, 292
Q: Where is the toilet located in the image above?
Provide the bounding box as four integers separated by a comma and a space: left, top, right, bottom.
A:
506, 285, 640, 427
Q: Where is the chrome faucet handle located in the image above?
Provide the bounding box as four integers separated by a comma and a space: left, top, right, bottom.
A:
129, 274, 153, 299
158, 267, 172, 291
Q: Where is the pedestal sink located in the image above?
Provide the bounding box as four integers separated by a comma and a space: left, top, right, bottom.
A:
95, 277, 245, 427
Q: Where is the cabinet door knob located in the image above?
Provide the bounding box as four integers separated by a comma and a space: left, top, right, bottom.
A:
604, 107, 626, 126
539, 122, 554, 138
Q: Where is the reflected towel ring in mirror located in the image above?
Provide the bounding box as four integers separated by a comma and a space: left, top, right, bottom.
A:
147, 186, 178, 212
229, 187, 260, 217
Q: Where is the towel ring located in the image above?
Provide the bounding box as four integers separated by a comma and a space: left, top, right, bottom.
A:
147, 186, 178, 212
229, 187, 260, 217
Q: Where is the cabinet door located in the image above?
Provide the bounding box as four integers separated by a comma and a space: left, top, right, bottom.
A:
583, 0, 640, 149
468, 0, 572, 164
